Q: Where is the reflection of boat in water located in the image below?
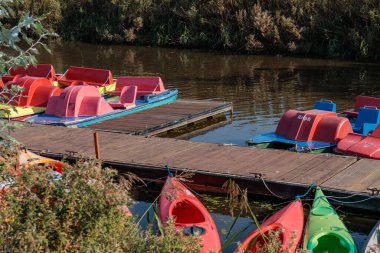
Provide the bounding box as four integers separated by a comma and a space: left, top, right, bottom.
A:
247, 100, 353, 153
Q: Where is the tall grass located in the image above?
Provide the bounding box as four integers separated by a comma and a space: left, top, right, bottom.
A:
13, 0, 380, 61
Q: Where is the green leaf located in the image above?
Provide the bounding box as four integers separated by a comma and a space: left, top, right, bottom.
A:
41, 43, 52, 54
153, 203, 164, 235
221, 223, 251, 250
225, 210, 242, 240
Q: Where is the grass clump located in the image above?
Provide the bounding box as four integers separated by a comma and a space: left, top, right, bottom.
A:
0, 147, 201, 252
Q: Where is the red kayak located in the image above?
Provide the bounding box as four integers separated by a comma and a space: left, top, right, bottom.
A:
158, 176, 221, 253
238, 199, 304, 253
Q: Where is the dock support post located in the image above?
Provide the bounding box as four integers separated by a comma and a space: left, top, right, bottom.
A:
93, 132, 100, 159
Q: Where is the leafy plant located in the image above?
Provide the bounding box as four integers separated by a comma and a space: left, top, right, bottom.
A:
0, 0, 56, 74
0, 0, 56, 147
0, 149, 203, 252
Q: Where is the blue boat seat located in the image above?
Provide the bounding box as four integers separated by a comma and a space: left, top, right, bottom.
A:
314, 100, 336, 112
353, 106, 380, 135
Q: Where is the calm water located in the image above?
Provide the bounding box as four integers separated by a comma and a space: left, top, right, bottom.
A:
37, 41, 379, 252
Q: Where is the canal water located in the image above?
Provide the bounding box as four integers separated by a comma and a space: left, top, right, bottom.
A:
38, 41, 379, 252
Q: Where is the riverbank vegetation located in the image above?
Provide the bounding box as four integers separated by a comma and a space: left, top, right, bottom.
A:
15, 0, 380, 61
0, 148, 203, 252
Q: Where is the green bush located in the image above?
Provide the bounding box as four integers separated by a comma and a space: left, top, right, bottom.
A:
12, 0, 380, 61
0, 148, 202, 252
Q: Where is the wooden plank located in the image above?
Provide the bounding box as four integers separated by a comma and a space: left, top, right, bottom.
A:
86, 99, 232, 135
290, 156, 357, 185
251, 151, 315, 179
10, 123, 380, 212
322, 159, 380, 192
279, 155, 331, 181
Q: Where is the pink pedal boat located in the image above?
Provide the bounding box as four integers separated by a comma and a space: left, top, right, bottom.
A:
23, 76, 178, 127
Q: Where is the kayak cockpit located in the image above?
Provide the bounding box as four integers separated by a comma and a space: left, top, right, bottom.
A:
244, 227, 285, 253
171, 199, 206, 225
310, 233, 355, 253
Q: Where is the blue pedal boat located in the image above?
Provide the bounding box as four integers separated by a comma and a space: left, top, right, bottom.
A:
247, 100, 353, 153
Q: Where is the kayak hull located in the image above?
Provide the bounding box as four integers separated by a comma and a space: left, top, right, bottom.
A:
158, 177, 221, 253
17, 149, 64, 174
360, 219, 380, 253
304, 187, 357, 253
238, 199, 304, 253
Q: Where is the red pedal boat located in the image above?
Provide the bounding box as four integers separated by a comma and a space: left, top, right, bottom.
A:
238, 199, 304, 253
336, 125, 380, 159
158, 176, 221, 253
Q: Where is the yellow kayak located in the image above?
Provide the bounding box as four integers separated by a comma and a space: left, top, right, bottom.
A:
54, 81, 116, 94
17, 149, 64, 173
0, 104, 46, 119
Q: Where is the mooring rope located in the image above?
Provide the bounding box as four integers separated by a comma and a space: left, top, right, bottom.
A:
296, 182, 316, 200
326, 196, 376, 204
260, 177, 288, 199
166, 164, 173, 177
260, 177, 316, 200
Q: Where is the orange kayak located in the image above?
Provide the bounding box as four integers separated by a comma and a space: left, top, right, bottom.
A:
238, 199, 304, 253
158, 176, 221, 253
17, 149, 64, 174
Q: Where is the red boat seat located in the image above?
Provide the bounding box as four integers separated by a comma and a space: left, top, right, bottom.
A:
342, 96, 380, 118
276, 109, 352, 143
1, 76, 60, 107
109, 76, 166, 97
57, 66, 114, 87
45, 85, 114, 117
2, 64, 56, 82
336, 133, 380, 159
109, 85, 137, 108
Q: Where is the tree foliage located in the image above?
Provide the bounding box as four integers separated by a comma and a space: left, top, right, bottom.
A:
15, 0, 380, 61
0, 0, 56, 76
0, 0, 55, 147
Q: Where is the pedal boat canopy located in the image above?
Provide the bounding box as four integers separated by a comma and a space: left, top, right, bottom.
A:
248, 109, 353, 152
0, 76, 61, 118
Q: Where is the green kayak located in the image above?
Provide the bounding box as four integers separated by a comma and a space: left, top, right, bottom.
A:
303, 187, 357, 253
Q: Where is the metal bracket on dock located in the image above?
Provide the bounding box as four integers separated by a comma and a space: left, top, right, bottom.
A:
66, 150, 78, 157
367, 187, 380, 196
249, 172, 264, 179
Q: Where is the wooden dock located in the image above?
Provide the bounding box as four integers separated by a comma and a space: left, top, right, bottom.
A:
86, 99, 232, 137
11, 124, 380, 212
